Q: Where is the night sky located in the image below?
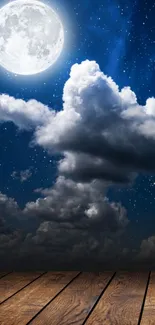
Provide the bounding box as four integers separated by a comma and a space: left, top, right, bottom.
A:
1, 0, 155, 270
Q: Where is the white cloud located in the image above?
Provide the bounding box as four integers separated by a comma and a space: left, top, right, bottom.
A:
11, 168, 32, 182
145, 98, 155, 116
0, 94, 53, 130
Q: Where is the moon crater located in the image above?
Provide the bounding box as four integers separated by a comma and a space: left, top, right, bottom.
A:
0, 0, 64, 75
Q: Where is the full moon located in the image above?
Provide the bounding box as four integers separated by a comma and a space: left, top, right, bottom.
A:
0, 0, 64, 75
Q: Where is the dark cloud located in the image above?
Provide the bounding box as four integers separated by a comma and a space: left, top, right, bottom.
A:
0, 176, 129, 269
24, 176, 128, 231
0, 192, 19, 220
58, 152, 136, 183
138, 236, 155, 260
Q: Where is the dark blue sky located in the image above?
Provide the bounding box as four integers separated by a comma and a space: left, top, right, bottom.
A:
1, 0, 155, 237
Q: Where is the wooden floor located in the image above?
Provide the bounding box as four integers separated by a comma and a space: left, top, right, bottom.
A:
0, 271, 155, 324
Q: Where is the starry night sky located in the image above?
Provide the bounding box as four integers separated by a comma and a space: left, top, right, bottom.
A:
1, 0, 155, 270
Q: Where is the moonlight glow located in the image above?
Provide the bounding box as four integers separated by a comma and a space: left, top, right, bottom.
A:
0, 0, 64, 75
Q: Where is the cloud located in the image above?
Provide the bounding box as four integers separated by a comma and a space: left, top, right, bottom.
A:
11, 168, 32, 182
0, 175, 129, 269
1, 60, 155, 183
138, 236, 155, 260
20, 220, 127, 268
58, 152, 136, 183
0, 192, 19, 219
20, 175, 129, 269
0, 193, 22, 257
32, 60, 155, 183
24, 176, 128, 231
2, 60, 155, 268
0, 94, 53, 130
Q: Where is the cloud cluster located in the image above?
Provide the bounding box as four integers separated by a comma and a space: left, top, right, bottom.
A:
1, 60, 155, 183
1, 60, 155, 268
24, 176, 128, 231
20, 220, 128, 270
0, 178, 129, 269
34, 60, 155, 183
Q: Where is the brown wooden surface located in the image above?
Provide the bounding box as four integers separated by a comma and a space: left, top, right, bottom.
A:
140, 272, 155, 325
0, 272, 43, 304
29, 272, 114, 325
0, 272, 11, 279
85, 272, 149, 325
0, 272, 79, 325
0, 271, 154, 325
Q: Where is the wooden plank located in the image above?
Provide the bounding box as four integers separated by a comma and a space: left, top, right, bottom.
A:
0, 272, 11, 279
140, 272, 155, 325
0, 272, 43, 304
29, 272, 114, 325
85, 272, 149, 325
0, 271, 79, 325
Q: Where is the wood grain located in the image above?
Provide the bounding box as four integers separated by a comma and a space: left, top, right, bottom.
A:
140, 272, 155, 325
0, 271, 79, 325
0, 272, 11, 279
0, 272, 43, 304
29, 272, 114, 325
85, 272, 149, 325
